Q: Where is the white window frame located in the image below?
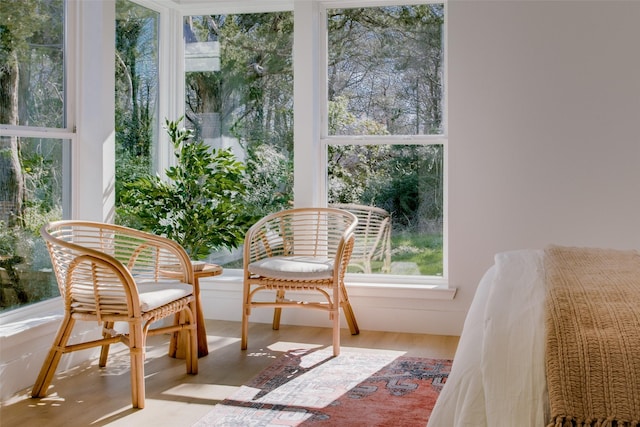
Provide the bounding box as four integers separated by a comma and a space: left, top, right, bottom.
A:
0, 0, 75, 218
313, 0, 449, 287
146, 0, 452, 291
0, 0, 75, 321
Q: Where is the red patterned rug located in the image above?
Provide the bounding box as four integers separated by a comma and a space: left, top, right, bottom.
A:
194, 347, 451, 426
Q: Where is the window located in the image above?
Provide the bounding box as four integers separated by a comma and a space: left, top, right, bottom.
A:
324, 3, 446, 278
0, 0, 66, 128
114, 1, 446, 282
0, 0, 69, 312
114, 0, 160, 225
183, 12, 294, 266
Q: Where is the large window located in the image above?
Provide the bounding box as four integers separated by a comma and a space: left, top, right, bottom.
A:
0, 1, 447, 316
114, 2, 446, 281
325, 4, 445, 277
0, 0, 68, 312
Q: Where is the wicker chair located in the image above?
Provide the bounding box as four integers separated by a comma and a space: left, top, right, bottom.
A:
241, 207, 358, 356
31, 220, 198, 409
331, 204, 392, 274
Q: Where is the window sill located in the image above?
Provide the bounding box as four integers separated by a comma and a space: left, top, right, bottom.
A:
0, 271, 456, 338
0, 298, 62, 333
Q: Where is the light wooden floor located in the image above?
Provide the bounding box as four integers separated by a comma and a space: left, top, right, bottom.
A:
0, 320, 459, 427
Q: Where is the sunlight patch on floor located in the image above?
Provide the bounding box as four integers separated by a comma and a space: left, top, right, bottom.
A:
265, 341, 324, 353
207, 335, 241, 347
193, 347, 415, 426
163, 383, 240, 401
92, 399, 209, 426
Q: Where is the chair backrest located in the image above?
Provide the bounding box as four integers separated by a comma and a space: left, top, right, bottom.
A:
41, 220, 192, 318
330, 203, 391, 272
244, 207, 358, 265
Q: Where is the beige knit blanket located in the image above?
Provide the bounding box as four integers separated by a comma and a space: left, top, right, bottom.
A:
544, 245, 640, 427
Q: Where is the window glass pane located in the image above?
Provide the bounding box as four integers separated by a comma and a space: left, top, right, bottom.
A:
0, 0, 65, 128
328, 144, 443, 276
114, 0, 159, 226
0, 136, 67, 312
184, 13, 294, 266
327, 4, 444, 136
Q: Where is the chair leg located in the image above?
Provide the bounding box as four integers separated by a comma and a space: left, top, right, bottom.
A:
241, 308, 249, 350
272, 289, 285, 330
241, 282, 251, 350
129, 322, 145, 409
186, 301, 198, 374
272, 308, 282, 330
32, 315, 75, 398
99, 321, 114, 367
331, 304, 341, 357
168, 312, 181, 358
342, 302, 359, 335
241, 304, 250, 350
330, 285, 341, 356
340, 284, 359, 335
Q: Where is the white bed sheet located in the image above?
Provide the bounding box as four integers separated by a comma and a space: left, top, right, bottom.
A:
428, 250, 549, 427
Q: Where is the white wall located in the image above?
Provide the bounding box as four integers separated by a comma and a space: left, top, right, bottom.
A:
447, 0, 640, 314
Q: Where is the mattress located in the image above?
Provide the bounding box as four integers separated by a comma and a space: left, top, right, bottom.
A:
427, 249, 549, 427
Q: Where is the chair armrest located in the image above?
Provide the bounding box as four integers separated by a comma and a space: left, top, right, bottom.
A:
112, 226, 195, 286
67, 253, 144, 319
336, 233, 356, 279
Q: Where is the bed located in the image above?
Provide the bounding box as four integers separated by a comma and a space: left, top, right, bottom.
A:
427, 247, 640, 427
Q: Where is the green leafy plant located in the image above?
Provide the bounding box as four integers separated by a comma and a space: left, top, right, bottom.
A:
120, 117, 249, 260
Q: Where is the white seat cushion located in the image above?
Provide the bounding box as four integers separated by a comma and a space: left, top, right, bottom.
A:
248, 256, 334, 280
136, 280, 193, 312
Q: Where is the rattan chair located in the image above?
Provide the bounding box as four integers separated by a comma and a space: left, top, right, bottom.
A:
31, 220, 198, 409
241, 207, 358, 356
331, 203, 392, 274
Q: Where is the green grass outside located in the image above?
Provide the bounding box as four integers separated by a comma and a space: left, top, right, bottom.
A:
390, 232, 443, 276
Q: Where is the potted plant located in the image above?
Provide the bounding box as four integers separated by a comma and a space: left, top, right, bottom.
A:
119, 117, 249, 260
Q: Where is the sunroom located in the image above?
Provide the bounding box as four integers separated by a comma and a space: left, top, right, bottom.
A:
2, 0, 639, 423
1, 0, 458, 402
